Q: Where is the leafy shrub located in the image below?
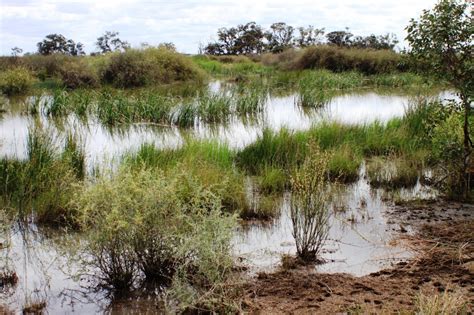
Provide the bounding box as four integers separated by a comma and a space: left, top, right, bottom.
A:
278, 45, 405, 74
103, 48, 205, 88
22, 54, 72, 80
72, 167, 237, 305
59, 60, 99, 89
0, 67, 35, 95
431, 111, 466, 196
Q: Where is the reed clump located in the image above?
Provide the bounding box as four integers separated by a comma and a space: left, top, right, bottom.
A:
367, 155, 421, 189
0, 125, 84, 225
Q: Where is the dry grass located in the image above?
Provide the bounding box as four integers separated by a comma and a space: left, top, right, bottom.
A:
415, 289, 468, 315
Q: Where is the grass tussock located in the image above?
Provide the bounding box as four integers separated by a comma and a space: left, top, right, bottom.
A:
367, 155, 422, 189
415, 290, 468, 315
0, 125, 84, 225
123, 140, 249, 215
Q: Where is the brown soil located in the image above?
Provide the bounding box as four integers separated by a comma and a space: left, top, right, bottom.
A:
244, 201, 474, 314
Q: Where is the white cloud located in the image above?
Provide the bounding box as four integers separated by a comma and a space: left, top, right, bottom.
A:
0, 0, 439, 55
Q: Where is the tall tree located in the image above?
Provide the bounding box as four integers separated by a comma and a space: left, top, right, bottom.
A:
205, 22, 265, 55
11, 47, 23, 57
326, 29, 353, 47
406, 0, 473, 195
351, 33, 399, 50
96, 31, 130, 53
37, 34, 84, 55
294, 26, 325, 47
265, 22, 295, 53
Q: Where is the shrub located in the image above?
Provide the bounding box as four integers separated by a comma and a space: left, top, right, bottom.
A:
72, 167, 237, 305
430, 110, 466, 196
290, 143, 330, 262
0, 67, 35, 95
279, 45, 405, 74
22, 54, 72, 79
59, 60, 99, 89
103, 48, 205, 88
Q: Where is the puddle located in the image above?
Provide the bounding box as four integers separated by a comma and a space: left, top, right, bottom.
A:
0, 224, 110, 314
233, 165, 437, 276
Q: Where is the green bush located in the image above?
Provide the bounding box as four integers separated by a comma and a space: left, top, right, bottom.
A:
59, 60, 99, 89
22, 54, 73, 80
0, 67, 35, 95
274, 45, 405, 74
103, 48, 205, 88
290, 144, 330, 262
72, 167, 237, 309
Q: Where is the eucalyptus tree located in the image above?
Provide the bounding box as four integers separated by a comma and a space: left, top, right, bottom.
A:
406, 0, 473, 195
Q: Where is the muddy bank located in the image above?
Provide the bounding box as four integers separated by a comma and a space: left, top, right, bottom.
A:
244, 201, 474, 314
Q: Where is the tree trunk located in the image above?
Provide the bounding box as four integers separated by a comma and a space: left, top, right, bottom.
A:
461, 92, 472, 198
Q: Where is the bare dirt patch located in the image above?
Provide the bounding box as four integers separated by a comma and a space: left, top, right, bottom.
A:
244, 201, 474, 314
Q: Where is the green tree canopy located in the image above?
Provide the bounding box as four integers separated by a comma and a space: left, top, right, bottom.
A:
406, 0, 473, 196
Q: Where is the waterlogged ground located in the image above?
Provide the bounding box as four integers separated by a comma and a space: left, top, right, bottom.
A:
234, 165, 438, 276
0, 84, 453, 167
0, 83, 452, 313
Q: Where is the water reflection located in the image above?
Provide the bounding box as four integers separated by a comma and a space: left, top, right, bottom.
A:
233, 165, 436, 276
0, 84, 454, 170
0, 83, 447, 313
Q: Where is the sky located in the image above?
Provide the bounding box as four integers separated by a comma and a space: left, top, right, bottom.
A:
0, 0, 440, 55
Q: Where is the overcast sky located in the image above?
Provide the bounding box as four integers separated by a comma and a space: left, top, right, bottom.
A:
0, 0, 440, 55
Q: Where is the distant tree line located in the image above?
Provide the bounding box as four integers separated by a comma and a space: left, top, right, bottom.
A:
204, 22, 399, 55
34, 31, 130, 56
